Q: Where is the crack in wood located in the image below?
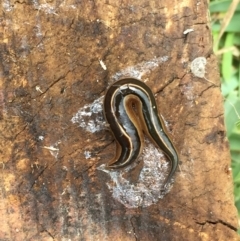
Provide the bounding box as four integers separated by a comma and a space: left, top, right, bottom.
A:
29, 165, 49, 190
195, 219, 238, 232
41, 229, 55, 240
130, 217, 138, 241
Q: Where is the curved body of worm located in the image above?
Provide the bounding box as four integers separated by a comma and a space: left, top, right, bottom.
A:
103, 78, 179, 187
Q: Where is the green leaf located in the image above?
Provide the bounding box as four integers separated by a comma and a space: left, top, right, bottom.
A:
221, 75, 238, 96
212, 13, 240, 32
210, 0, 240, 216
238, 61, 240, 98
236, 120, 240, 130
213, 31, 220, 52
234, 192, 240, 204
222, 32, 235, 81
231, 151, 240, 163
233, 33, 240, 45
229, 132, 240, 151
210, 0, 240, 13
234, 171, 240, 183
224, 97, 240, 136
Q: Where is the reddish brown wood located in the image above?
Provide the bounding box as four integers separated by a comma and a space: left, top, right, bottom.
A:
0, 0, 238, 240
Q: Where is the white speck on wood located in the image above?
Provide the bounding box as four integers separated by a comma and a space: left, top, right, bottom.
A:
183, 29, 194, 34
42, 144, 60, 159
43, 146, 59, 151
99, 59, 107, 70
36, 86, 43, 93
38, 136, 44, 141
84, 151, 91, 159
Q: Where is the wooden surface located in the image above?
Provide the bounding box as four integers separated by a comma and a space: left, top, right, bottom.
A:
0, 0, 239, 240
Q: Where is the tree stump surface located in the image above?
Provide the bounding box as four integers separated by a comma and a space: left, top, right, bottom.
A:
0, 0, 238, 240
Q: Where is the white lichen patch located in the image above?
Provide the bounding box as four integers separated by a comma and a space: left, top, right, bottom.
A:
32, 1, 58, 14
98, 139, 173, 208
71, 96, 105, 133
2, 0, 13, 12
31, 0, 77, 14
180, 81, 196, 107
183, 83, 195, 101
112, 56, 169, 80
190, 57, 207, 78
190, 57, 216, 85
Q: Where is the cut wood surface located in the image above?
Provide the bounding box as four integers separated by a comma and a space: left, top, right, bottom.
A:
0, 0, 239, 240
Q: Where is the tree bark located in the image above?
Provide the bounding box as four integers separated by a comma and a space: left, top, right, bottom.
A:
0, 0, 238, 240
